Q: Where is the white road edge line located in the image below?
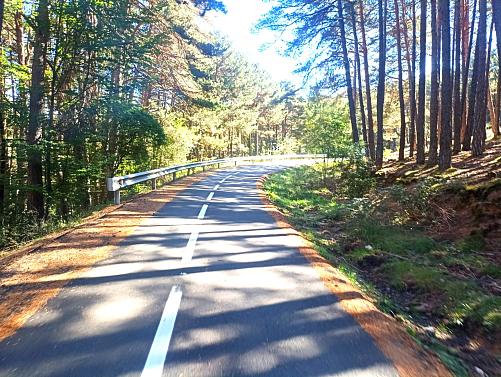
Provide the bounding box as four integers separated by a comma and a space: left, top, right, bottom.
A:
206, 192, 214, 202
141, 285, 183, 377
213, 184, 220, 191
182, 230, 199, 263
198, 204, 208, 220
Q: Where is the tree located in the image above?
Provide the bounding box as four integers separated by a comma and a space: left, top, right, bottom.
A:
439, 0, 452, 170
27, 0, 50, 219
416, 0, 427, 164
376, 0, 387, 168
359, 1, 376, 160
351, 1, 368, 156
462, 0, 478, 151
338, 0, 359, 144
394, 0, 407, 161
452, 0, 462, 153
492, 0, 501, 137
428, 0, 439, 165
471, 0, 487, 157
0, 0, 5, 213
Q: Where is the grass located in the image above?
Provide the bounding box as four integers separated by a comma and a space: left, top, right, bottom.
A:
264, 163, 500, 375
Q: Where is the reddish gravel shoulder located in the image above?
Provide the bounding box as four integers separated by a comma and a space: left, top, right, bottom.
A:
0, 172, 213, 342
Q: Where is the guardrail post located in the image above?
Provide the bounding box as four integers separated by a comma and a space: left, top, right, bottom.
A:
217, 163, 220, 169
203, 165, 206, 172
114, 190, 120, 205
172, 172, 176, 181
152, 178, 157, 190
234, 161, 237, 166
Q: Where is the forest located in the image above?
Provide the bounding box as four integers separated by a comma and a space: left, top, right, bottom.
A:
0, 0, 309, 247
1, 0, 499, 246
0, 0, 500, 374
260, 0, 500, 166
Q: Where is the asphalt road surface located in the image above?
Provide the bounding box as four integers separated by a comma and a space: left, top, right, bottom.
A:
0, 164, 399, 377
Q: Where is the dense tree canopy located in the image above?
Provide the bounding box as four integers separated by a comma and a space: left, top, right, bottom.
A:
0, 0, 308, 246
259, 0, 499, 168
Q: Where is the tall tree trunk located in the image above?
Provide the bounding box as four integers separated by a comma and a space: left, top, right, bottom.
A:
492, 0, 501, 137
394, 0, 406, 161
461, 0, 478, 149
439, 0, 452, 170
351, 2, 368, 156
429, 0, 440, 165
0, 0, 4, 34
27, 0, 49, 219
464, 39, 479, 150
376, 0, 387, 168
452, 0, 462, 153
486, 20, 495, 137
359, 1, 375, 160
0, 0, 5, 214
471, 2, 488, 157
401, 0, 416, 156
337, 0, 359, 143
416, 0, 427, 164
410, 0, 417, 156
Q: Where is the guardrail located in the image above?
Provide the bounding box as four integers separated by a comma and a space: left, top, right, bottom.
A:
106, 154, 324, 204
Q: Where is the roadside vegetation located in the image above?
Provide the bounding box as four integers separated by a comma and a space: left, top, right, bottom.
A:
265, 142, 500, 376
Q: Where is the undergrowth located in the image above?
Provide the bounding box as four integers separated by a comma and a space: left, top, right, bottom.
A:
264, 162, 500, 376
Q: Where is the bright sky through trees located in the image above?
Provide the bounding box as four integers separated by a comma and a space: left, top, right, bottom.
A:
209, 0, 300, 85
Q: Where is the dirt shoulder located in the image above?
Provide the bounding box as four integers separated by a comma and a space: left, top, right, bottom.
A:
0, 172, 213, 342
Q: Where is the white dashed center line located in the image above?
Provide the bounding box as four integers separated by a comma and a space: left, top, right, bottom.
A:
141, 285, 183, 377
142, 171, 239, 376
198, 204, 208, 220
182, 230, 199, 264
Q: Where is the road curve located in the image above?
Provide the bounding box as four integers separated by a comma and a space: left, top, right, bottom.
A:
0, 164, 398, 377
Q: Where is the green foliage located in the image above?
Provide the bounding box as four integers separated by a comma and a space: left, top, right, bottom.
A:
337, 146, 376, 198
467, 297, 501, 330
302, 99, 351, 157
95, 99, 166, 175
264, 163, 500, 375
355, 220, 437, 255
456, 234, 486, 253
383, 261, 443, 292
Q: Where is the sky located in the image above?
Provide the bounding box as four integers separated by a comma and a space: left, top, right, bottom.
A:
208, 0, 301, 86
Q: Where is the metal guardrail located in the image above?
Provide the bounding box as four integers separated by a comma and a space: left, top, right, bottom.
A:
106, 154, 325, 204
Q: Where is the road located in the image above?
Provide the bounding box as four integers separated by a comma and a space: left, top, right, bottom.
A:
0, 164, 398, 377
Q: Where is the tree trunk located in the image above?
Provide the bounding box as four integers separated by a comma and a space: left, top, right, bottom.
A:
359, 1, 375, 160
439, 0, 452, 170
0, 0, 5, 214
416, 0, 427, 164
338, 0, 359, 144
394, 0, 406, 161
452, 0, 462, 153
461, 0, 478, 149
400, 0, 417, 157
492, 0, 501, 137
471, 2, 488, 158
410, 0, 417, 156
428, 0, 439, 165
351, 2, 368, 157
464, 39, 479, 151
27, 0, 49, 219
376, 0, 387, 169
